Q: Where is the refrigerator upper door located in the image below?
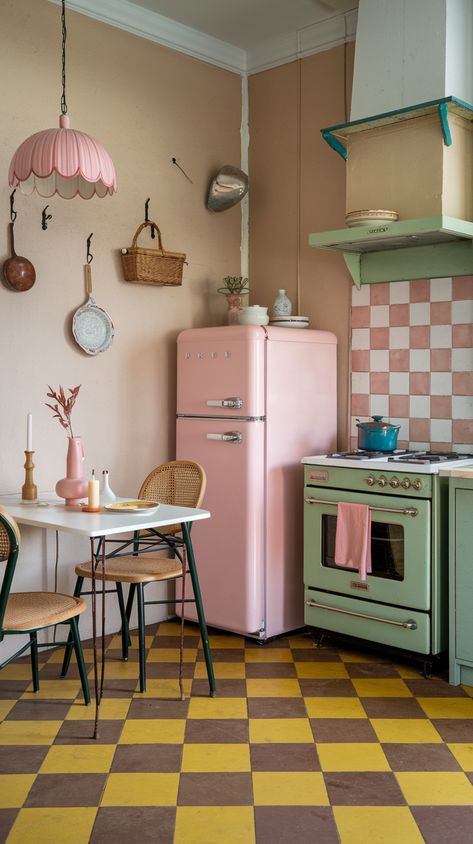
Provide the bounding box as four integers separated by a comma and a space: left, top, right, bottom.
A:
177, 326, 266, 417
176, 416, 265, 636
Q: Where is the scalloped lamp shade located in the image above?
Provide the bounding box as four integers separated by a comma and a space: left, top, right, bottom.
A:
8, 115, 117, 199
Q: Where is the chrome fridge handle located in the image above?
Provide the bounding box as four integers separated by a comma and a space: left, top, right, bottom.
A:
206, 431, 243, 444
207, 397, 244, 409
305, 600, 417, 629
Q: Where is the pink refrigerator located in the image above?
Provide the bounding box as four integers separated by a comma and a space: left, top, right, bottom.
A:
176, 324, 337, 640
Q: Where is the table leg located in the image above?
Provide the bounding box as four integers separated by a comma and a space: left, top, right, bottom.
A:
181, 522, 216, 697
91, 536, 107, 740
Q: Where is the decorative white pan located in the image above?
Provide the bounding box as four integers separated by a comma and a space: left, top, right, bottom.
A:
72, 265, 114, 355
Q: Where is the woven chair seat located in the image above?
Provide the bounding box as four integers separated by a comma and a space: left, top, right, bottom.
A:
75, 555, 184, 584
3, 592, 87, 632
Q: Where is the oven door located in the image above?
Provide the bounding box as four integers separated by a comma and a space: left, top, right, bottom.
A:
303, 486, 430, 610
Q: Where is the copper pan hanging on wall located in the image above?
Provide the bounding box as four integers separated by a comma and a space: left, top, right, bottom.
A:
2, 221, 36, 292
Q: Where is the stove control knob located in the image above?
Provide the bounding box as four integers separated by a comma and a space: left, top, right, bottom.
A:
366, 475, 376, 486
377, 475, 388, 487
401, 478, 411, 489
389, 477, 400, 488
412, 478, 423, 491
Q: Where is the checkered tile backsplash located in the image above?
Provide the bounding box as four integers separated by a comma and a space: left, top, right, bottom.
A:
350, 276, 473, 452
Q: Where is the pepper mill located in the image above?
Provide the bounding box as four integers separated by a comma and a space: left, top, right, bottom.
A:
22, 451, 37, 501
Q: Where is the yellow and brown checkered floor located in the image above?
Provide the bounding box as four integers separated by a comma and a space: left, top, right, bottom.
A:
1, 621, 473, 843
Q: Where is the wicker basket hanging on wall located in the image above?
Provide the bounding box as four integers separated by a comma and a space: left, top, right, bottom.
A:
121, 220, 186, 286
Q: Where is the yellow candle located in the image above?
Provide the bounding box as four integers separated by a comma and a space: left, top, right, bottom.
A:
88, 470, 100, 508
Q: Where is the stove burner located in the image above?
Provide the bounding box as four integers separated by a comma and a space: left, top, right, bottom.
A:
328, 449, 412, 460
388, 451, 473, 464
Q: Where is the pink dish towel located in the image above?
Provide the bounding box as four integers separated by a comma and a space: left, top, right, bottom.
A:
334, 502, 372, 581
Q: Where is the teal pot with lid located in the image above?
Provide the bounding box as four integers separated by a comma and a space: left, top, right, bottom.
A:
356, 416, 401, 452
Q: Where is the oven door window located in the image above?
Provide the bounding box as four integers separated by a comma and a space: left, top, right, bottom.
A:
321, 514, 404, 581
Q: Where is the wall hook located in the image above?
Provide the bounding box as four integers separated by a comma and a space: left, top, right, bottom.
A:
86, 233, 94, 264
144, 198, 156, 238
172, 157, 193, 184
41, 205, 52, 231
9, 190, 17, 223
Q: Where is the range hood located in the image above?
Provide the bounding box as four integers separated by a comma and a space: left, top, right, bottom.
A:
309, 97, 473, 287
310, 215, 473, 288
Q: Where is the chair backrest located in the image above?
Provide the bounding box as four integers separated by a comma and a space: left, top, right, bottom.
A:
139, 460, 206, 508
0, 507, 21, 630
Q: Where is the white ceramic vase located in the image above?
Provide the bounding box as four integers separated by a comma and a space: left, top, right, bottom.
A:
271, 289, 292, 317
101, 470, 117, 505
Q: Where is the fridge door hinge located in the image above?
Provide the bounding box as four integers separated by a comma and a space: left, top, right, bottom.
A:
257, 622, 266, 640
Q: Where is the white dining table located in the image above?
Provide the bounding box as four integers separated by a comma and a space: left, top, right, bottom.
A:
0, 493, 215, 737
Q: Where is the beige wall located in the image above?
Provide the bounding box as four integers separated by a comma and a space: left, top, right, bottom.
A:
0, 0, 241, 498
249, 45, 355, 448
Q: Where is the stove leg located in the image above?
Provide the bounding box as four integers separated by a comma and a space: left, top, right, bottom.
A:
313, 631, 329, 649
422, 660, 433, 679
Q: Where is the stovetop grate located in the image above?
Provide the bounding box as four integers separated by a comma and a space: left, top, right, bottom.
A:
327, 450, 473, 464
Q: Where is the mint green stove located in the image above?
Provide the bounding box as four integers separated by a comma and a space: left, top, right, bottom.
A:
302, 450, 473, 675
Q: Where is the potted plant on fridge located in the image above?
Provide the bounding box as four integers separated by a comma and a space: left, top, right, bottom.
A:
218, 275, 250, 324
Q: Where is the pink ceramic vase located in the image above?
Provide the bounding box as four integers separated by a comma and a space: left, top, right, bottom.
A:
225, 293, 242, 325
56, 436, 88, 506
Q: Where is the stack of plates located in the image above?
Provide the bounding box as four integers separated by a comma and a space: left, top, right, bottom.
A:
345, 209, 399, 227
269, 316, 309, 329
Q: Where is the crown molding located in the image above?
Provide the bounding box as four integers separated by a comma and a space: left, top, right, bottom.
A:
51, 1, 357, 76
50, 0, 247, 74
246, 9, 358, 74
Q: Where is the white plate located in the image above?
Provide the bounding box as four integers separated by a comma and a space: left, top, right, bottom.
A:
72, 297, 114, 355
105, 500, 160, 514
345, 209, 399, 228
270, 316, 309, 322
269, 320, 309, 328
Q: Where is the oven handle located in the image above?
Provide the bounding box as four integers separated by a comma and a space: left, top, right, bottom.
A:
304, 497, 418, 517
305, 600, 418, 630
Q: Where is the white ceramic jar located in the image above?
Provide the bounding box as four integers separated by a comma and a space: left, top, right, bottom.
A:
238, 305, 269, 326
271, 289, 292, 317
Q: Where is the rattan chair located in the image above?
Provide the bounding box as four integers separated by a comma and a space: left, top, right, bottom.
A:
0, 506, 90, 704
62, 460, 207, 696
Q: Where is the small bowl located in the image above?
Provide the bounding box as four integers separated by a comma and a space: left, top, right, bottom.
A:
238, 306, 269, 326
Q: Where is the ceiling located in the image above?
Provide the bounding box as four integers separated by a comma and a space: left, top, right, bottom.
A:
60, 0, 358, 73
127, 0, 358, 50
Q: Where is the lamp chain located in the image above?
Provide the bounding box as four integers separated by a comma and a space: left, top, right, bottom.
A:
60, 0, 68, 115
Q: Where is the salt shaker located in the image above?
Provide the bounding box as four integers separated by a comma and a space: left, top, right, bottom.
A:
271, 289, 292, 317
101, 470, 117, 504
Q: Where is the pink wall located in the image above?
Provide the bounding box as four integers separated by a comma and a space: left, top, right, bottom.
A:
350, 276, 473, 452
0, 0, 242, 498
249, 45, 355, 449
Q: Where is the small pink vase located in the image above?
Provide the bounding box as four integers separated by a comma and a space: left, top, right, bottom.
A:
55, 436, 88, 506
225, 293, 242, 325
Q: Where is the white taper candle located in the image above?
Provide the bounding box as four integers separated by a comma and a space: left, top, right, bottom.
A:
27, 413, 33, 451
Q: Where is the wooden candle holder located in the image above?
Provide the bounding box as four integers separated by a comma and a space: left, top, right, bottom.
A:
22, 451, 38, 501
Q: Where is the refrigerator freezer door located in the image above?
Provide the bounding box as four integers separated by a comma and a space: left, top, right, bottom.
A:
176, 417, 265, 636
177, 326, 266, 418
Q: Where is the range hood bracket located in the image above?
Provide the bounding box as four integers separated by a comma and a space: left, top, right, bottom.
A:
321, 96, 470, 160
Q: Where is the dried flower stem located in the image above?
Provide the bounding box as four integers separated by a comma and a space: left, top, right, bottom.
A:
45, 385, 81, 438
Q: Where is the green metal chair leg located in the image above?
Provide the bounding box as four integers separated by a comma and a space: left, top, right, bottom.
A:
69, 616, 90, 705
29, 631, 39, 692
116, 582, 130, 660
61, 576, 85, 677
182, 522, 216, 696
137, 583, 146, 693
125, 583, 136, 649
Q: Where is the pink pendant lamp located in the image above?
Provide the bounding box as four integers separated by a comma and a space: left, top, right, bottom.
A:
8, 0, 116, 200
